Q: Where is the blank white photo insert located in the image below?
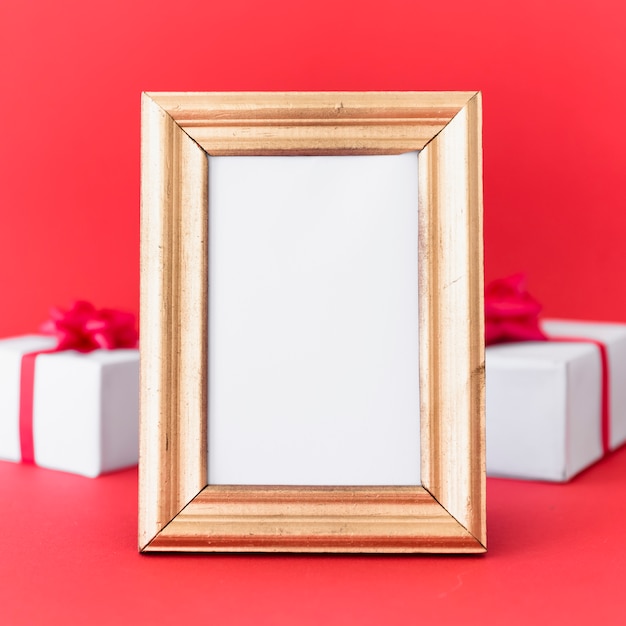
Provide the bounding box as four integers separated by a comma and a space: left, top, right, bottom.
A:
208, 152, 420, 485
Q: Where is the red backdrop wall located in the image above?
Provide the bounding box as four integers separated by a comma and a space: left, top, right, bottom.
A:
1, 0, 625, 335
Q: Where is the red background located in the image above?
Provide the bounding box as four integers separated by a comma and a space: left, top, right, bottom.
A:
2, 2, 626, 624
2, 446, 626, 624
1, 0, 625, 334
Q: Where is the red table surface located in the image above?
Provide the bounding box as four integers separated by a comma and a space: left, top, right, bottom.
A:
1, 449, 625, 626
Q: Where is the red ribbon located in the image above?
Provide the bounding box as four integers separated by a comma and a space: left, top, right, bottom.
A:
485, 274, 548, 345
18, 301, 138, 464
485, 275, 611, 455
40, 300, 138, 352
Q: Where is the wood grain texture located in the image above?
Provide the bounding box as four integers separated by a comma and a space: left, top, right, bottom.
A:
418, 93, 485, 547
139, 92, 485, 553
139, 93, 208, 549
149, 91, 475, 155
147, 486, 482, 553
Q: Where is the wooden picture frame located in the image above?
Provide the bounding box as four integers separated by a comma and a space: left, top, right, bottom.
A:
139, 92, 485, 553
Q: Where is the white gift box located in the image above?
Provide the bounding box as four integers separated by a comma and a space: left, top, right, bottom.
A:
0, 335, 139, 477
486, 320, 626, 481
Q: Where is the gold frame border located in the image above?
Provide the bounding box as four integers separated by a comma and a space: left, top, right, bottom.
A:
139, 92, 485, 553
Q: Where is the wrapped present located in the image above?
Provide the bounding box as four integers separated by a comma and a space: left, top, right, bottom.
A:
485, 276, 626, 481
0, 302, 139, 477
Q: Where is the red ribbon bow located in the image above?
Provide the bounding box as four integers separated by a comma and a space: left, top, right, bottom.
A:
19, 301, 138, 464
40, 300, 138, 351
485, 274, 548, 346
